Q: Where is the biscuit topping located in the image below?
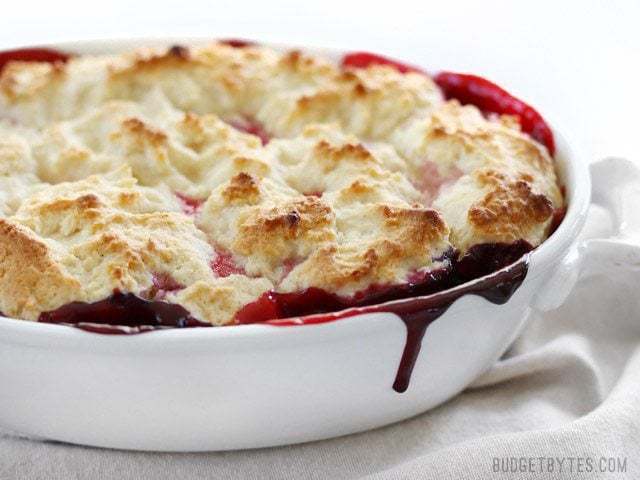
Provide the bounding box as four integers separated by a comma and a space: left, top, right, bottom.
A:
0, 43, 563, 326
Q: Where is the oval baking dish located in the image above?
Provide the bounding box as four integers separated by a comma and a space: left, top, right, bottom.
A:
0, 38, 590, 451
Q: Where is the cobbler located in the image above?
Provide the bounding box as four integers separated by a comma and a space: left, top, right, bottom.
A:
0, 43, 563, 329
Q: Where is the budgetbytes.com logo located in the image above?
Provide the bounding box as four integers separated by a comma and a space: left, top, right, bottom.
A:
491, 456, 628, 475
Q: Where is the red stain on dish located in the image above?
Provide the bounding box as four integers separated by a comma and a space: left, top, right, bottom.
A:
341, 51, 555, 155
175, 192, 205, 215
229, 117, 271, 145
0, 47, 71, 73
218, 39, 256, 48
211, 250, 245, 277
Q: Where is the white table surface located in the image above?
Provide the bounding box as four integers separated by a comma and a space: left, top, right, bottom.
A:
1, 0, 638, 163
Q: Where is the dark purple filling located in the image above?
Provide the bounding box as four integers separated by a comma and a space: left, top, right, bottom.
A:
37, 242, 533, 331
34, 242, 534, 389
38, 291, 209, 334
454, 240, 532, 281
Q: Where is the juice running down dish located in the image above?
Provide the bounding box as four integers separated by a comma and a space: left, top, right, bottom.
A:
0, 43, 563, 374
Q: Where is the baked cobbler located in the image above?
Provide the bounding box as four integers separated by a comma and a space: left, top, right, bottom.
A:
0, 43, 563, 330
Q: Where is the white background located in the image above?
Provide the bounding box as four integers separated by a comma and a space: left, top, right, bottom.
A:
1, 0, 638, 162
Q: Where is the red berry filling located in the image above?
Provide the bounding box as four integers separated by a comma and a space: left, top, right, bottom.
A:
341, 52, 423, 74
341, 51, 555, 155
235, 264, 454, 325
175, 192, 205, 215
0, 47, 71, 73
140, 272, 184, 300
37, 243, 532, 331
228, 117, 271, 145
218, 39, 256, 49
211, 250, 245, 278
281, 257, 300, 280
434, 72, 555, 154
233, 291, 280, 325
152, 272, 183, 291
417, 161, 464, 205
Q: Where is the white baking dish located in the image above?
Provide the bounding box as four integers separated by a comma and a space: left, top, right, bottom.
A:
0, 38, 597, 451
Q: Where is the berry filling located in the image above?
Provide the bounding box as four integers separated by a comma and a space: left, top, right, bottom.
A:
142, 272, 185, 300
280, 257, 300, 281
434, 72, 555, 154
234, 242, 530, 325
341, 51, 555, 154
38, 242, 532, 390
175, 192, 205, 215
341, 52, 423, 74
152, 272, 183, 291
38, 242, 530, 332
548, 186, 567, 236
234, 264, 456, 325
418, 161, 464, 205
218, 39, 256, 49
0, 47, 71, 73
549, 206, 567, 235
454, 240, 532, 281
228, 117, 271, 145
211, 250, 246, 277
38, 291, 209, 334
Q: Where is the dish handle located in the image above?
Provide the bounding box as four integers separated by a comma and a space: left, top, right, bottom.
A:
533, 157, 640, 311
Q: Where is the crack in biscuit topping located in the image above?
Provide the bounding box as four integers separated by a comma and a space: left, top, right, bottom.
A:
0, 43, 562, 325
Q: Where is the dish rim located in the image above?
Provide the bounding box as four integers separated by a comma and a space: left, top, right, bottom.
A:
0, 37, 591, 345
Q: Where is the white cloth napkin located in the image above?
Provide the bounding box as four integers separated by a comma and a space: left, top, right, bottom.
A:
2, 159, 639, 480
